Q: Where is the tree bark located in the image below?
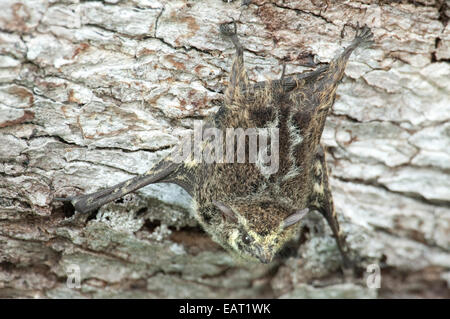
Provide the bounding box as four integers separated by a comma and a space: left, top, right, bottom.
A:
0, 0, 449, 298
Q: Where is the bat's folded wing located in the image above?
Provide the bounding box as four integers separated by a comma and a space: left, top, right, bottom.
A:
54, 160, 186, 214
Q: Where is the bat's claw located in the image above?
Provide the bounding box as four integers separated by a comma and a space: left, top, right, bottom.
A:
353, 23, 374, 46
53, 193, 93, 214
219, 19, 238, 37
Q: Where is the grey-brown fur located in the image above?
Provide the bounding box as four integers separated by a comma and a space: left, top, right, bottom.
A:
55, 22, 373, 266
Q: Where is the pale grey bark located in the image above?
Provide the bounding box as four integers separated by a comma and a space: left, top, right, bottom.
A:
0, 0, 449, 298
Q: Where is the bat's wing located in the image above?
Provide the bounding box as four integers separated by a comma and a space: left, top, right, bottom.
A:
54, 159, 194, 214
309, 145, 352, 269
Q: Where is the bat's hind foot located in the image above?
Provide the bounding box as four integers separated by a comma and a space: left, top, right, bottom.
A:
219, 20, 244, 56
353, 23, 374, 46
219, 19, 238, 37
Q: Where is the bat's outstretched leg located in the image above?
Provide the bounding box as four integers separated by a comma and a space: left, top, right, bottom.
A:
309, 145, 353, 271
241, 23, 373, 95
287, 24, 374, 134
54, 160, 182, 214
323, 23, 374, 86
220, 20, 249, 102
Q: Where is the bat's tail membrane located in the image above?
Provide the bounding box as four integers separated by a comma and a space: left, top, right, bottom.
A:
54, 160, 181, 214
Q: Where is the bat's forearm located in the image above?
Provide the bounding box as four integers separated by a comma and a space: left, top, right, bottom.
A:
56, 175, 151, 214
55, 160, 179, 214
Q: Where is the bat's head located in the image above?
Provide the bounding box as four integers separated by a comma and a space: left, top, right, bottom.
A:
203, 199, 309, 263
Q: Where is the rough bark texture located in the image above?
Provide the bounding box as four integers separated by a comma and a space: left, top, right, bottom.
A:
0, 0, 449, 299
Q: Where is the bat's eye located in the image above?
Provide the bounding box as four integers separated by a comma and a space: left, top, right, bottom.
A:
242, 234, 252, 245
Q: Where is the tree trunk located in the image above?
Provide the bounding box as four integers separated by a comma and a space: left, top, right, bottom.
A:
0, 0, 449, 298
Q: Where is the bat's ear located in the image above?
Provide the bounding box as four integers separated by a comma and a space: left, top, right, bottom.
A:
281, 208, 309, 229
213, 200, 238, 223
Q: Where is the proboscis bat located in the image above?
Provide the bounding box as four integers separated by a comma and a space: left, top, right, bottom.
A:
55, 22, 373, 266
